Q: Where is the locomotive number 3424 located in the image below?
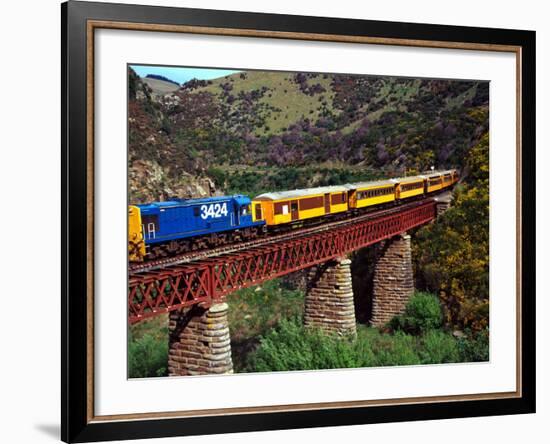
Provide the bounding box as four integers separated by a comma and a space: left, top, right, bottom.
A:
200, 202, 228, 220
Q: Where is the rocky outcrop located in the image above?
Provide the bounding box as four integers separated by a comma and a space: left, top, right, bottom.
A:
129, 160, 218, 204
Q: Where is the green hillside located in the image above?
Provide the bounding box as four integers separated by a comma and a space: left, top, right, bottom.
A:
128, 67, 488, 203
194, 70, 337, 135
142, 77, 180, 96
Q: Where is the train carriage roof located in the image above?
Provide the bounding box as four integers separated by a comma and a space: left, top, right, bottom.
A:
344, 179, 396, 190
389, 176, 425, 184
254, 185, 348, 201
418, 169, 456, 178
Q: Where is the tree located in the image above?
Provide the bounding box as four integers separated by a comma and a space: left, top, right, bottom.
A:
414, 133, 489, 331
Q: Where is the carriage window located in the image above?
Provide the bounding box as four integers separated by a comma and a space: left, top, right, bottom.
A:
402, 182, 422, 192
291, 202, 298, 211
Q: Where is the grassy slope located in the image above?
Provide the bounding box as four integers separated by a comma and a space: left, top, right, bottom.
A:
193, 71, 337, 135
445, 84, 477, 110
143, 77, 180, 96
193, 72, 477, 137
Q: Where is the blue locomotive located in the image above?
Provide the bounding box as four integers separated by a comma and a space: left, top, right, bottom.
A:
129, 195, 265, 261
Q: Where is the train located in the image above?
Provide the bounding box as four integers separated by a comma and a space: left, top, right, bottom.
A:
128, 169, 459, 262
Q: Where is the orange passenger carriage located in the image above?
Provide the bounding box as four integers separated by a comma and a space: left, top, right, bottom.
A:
439, 169, 459, 189
452, 169, 459, 183
423, 172, 444, 193
252, 185, 349, 227
420, 169, 458, 193
345, 180, 396, 209
391, 176, 425, 200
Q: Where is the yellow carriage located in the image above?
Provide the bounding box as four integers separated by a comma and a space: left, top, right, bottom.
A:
252, 185, 349, 226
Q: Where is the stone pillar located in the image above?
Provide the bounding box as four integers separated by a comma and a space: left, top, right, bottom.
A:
168, 302, 233, 376
304, 258, 357, 337
435, 192, 452, 217
436, 201, 451, 216
371, 234, 414, 327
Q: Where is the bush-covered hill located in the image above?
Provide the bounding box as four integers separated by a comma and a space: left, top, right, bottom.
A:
413, 133, 489, 331
128, 67, 488, 202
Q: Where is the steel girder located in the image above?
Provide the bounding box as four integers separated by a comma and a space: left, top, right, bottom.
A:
128, 200, 436, 323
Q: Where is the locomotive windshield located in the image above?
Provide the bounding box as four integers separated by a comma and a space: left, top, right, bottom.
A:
241, 204, 251, 215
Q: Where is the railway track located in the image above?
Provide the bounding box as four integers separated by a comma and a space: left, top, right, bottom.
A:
129, 197, 437, 275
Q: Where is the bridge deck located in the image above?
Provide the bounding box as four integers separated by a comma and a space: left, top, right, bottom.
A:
128, 199, 437, 323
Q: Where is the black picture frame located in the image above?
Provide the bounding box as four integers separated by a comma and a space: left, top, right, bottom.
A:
61, 1, 536, 442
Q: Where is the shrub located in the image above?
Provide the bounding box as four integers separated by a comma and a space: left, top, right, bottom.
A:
250, 319, 479, 372
128, 332, 168, 378
248, 319, 486, 372
457, 328, 489, 362
367, 330, 421, 366
418, 330, 460, 364
227, 279, 304, 344
390, 292, 443, 334
248, 318, 373, 372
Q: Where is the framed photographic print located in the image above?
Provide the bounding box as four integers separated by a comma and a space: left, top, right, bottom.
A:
61, 0, 535, 442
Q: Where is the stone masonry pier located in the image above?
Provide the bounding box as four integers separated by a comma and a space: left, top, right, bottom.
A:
168, 303, 233, 376
435, 191, 453, 217
370, 233, 414, 327
303, 257, 357, 337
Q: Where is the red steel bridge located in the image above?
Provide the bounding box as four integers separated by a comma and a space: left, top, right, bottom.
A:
128, 198, 438, 324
